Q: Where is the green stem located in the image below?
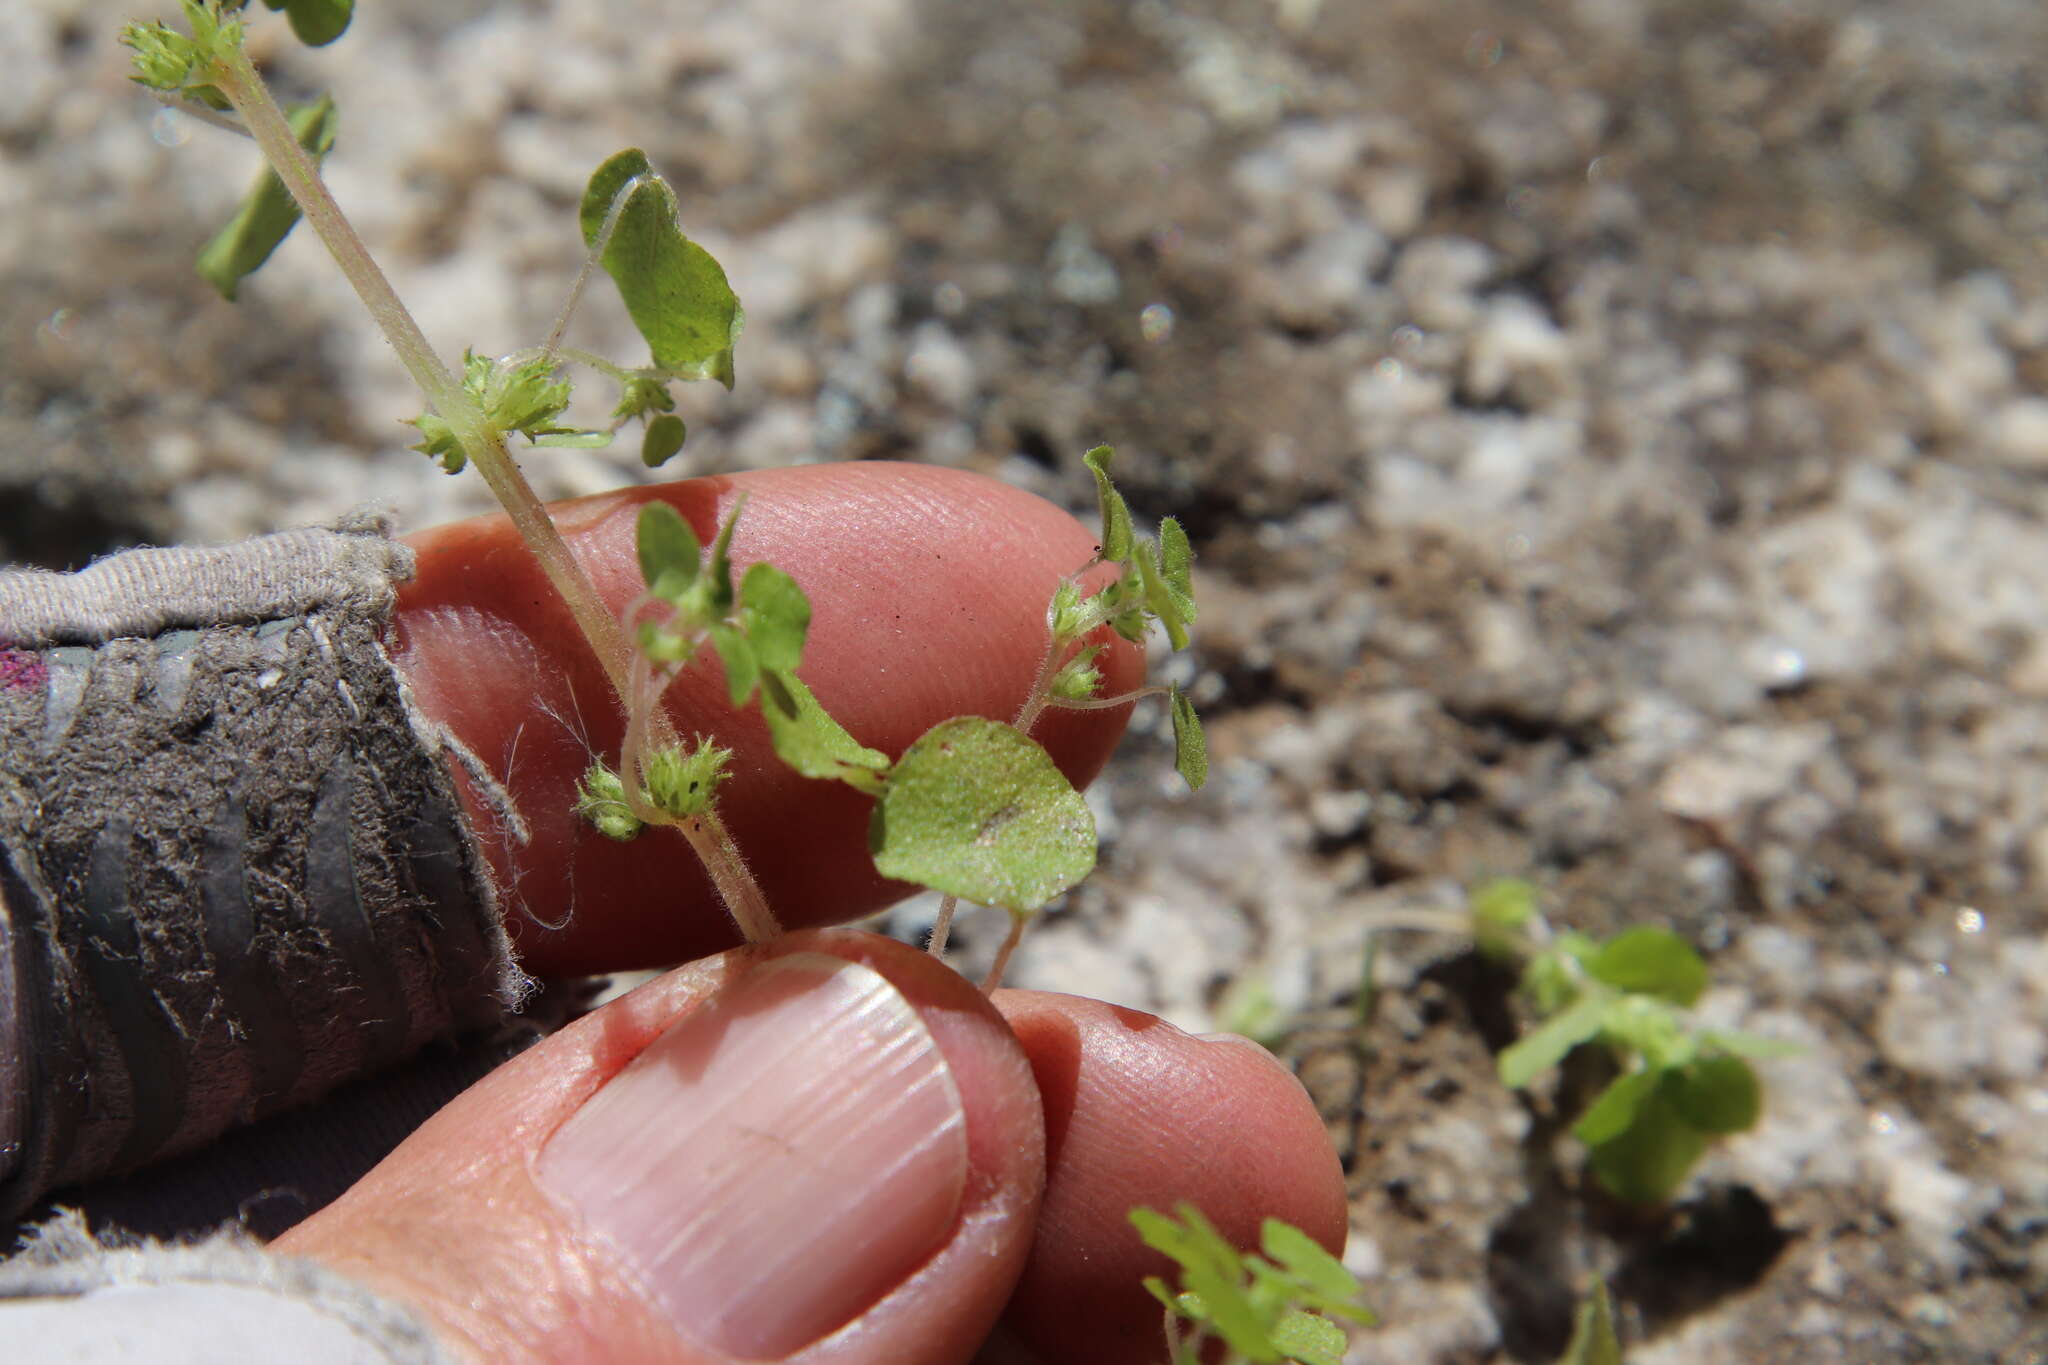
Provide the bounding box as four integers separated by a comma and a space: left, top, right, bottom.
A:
207, 44, 638, 704
683, 809, 779, 943
207, 42, 779, 942
1048, 683, 1172, 711
619, 641, 780, 943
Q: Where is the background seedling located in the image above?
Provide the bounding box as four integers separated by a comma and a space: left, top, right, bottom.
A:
1361, 878, 1793, 1205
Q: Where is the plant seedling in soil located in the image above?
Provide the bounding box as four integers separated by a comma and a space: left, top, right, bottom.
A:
1471, 878, 1797, 1203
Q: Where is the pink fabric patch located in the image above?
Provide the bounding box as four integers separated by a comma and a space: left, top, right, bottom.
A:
0, 646, 48, 692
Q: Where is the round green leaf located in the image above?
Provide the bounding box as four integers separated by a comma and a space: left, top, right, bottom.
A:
641, 413, 687, 467
739, 563, 810, 674
1587, 1080, 1709, 1204
1572, 1068, 1660, 1146
870, 717, 1096, 915
1667, 1054, 1762, 1134
267, 0, 353, 46
636, 501, 700, 597
1586, 927, 1709, 1006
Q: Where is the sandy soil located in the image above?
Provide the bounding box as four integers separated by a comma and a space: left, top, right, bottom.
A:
5, 1, 2045, 1359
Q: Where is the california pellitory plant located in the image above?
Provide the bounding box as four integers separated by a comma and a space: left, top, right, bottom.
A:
120, 2, 1373, 1353
123, 0, 1209, 987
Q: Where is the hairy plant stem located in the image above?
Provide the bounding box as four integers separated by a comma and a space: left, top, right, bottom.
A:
681, 809, 778, 944
980, 912, 1027, 993
926, 895, 960, 956
620, 636, 781, 942
210, 43, 777, 943
1048, 684, 1171, 711
209, 46, 634, 697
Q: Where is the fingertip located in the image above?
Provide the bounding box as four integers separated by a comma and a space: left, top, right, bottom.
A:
990, 990, 1348, 1365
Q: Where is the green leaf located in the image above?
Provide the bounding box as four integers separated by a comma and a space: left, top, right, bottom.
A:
641, 413, 687, 467
1083, 445, 1135, 562
1131, 1207, 1280, 1363
1573, 1068, 1660, 1146
1159, 515, 1195, 602
1586, 1080, 1708, 1204
1261, 1221, 1372, 1323
758, 670, 890, 794
1586, 927, 1709, 1006
1131, 535, 1193, 650
580, 149, 744, 387
1558, 1282, 1623, 1365
1271, 1310, 1348, 1365
1498, 992, 1608, 1089
1470, 877, 1540, 959
571, 763, 643, 841
703, 497, 742, 616
707, 624, 759, 707
1666, 1054, 1761, 1135
636, 501, 701, 598
195, 92, 337, 300
1170, 683, 1208, 791
262, 0, 352, 45
739, 563, 810, 674
870, 717, 1095, 915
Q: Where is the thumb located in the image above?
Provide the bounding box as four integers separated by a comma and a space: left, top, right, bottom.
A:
275, 931, 1044, 1365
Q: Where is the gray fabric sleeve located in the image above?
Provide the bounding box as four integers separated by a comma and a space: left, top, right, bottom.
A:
0, 513, 530, 1222
0, 1209, 454, 1364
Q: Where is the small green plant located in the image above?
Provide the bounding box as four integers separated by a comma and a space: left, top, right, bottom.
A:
1131, 1204, 1375, 1365
122, 9, 1344, 1357
123, 0, 1206, 984
1470, 878, 1795, 1204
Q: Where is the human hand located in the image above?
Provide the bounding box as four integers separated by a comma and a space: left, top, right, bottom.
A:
289, 464, 1345, 1363
5, 463, 1344, 1363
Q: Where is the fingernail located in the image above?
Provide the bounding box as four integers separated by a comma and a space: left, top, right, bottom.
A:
538, 954, 968, 1358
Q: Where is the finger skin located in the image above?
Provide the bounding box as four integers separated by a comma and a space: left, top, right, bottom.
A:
392, 463, 1142, 976
276, 930, 1046, 1365
277, 947, 1348, 1365
990, 991, 1351, 1365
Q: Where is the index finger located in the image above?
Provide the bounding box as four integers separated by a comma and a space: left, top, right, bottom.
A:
390, 462, 1142, 977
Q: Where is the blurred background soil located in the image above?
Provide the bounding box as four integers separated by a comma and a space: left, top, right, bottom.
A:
5, 1, 2046, 1359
